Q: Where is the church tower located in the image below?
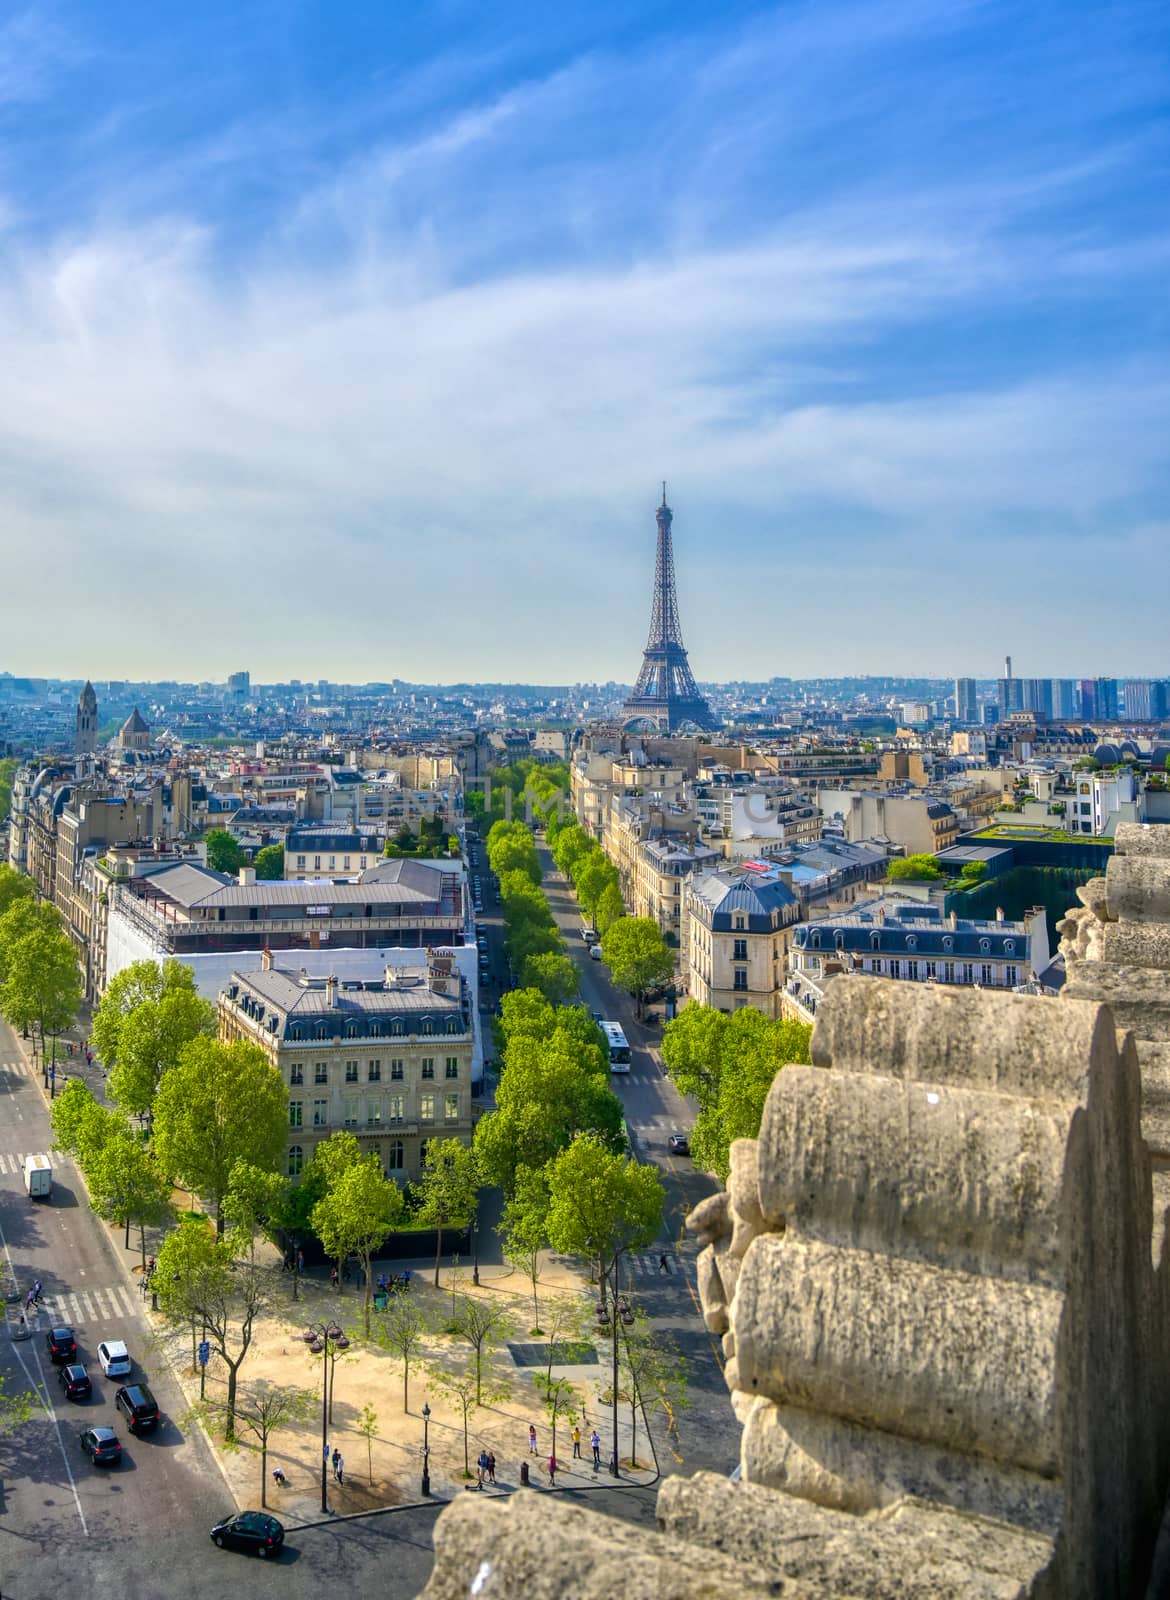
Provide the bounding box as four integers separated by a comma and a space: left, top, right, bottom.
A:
75, 681, 98, 756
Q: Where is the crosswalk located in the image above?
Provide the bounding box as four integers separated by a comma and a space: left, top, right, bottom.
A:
627, 1249, 681, 1278
28, 1282, 139, 1325
0, 1150, 53, 1176
0, 1058, 30, 1080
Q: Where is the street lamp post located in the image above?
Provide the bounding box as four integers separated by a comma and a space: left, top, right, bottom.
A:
471, 1210, 479, 1288
421, 1401, 431, 1497
302, 1320, 348, 1513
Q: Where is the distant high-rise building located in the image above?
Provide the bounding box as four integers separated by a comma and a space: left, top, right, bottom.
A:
1079, 679, 1096, 719
74, 680, 98, 755
1153, 681, 1170, 721
1094, 678, 1119, 720
227, 670, 251, 700
953, 677, 978, 724
1022, 679, 1053, 720
981, 702, 1000, 725
622, 487, 716, 732
997, 658, 1022, 718
1123, 680, 1153, 721
1051, 679, 1081, 721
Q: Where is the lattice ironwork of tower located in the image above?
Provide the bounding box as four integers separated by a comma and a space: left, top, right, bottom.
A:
622, 488, 716, 732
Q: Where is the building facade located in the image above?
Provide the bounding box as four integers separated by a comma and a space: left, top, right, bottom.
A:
683, 864, 800, 1016
219, 950, 474, 1186
782, 898, 1051, 1024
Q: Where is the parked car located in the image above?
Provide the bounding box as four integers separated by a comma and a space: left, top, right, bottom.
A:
589, 944, 602, 961
46, 1327, 76, 1364
668, 1132, 691, 1156
115, 1382, 160, 1433
80, 1425, 122, 1465
210, 1511, 285, 1558
58, 1363, 91, 1400
97, 1339, 131, 1378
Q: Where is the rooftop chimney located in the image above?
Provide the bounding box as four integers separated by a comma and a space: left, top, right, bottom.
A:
261, 947, 272, 971
325, 975, 337, 1008
996, 906, 1005, 922
239, 866, 256, 887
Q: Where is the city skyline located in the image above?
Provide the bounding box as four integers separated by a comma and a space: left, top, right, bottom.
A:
1, 0, 1167, 681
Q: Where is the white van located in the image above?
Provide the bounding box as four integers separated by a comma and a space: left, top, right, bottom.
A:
23, 1154, 52, 1199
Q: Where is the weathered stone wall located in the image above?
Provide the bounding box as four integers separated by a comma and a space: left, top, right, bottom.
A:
424, 837, 1170, 1600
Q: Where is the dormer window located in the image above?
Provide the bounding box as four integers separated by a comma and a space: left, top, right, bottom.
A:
391, 1019, 404, 1037
446, 1018, 460, 1035
979, 938, 991, 953
871, 932, 881, 949
906, 935, 917, 950
1003, 939, 1015, 954
423, 1020, 434, 1037
810, 931, 821, 949
942, 936, 953, 953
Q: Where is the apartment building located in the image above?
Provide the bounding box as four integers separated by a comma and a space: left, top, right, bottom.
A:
816, 789, 960, 857
219, 949, 474, 1185
782, 899, 1052, 1024
684, 864, 800, 1017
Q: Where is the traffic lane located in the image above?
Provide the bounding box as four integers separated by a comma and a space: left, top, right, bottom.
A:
0, 1037, 227, 1540
0, 1507, 442, 1600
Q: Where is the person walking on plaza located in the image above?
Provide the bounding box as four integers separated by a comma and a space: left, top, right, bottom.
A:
528, 1423, 538, 1454
477, 1450, 488, 1489
332, 1448, 343, 1484
487, 1451, 496, 1485
330, 1264, 339, 1291
572, 1424, 582, 1460
658, 1253, 669, 1274
547, 1453, 558, 1488
590, 1429, 601, 1469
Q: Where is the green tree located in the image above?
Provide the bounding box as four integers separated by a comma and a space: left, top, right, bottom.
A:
108, 983, 216, 1117
595, 881, 626, 935
520, 951, 579, 1007
377, 1294, 432, 1412
0, 863, 34, 922
92, 960, 190, 1078
0, 897, 61, 981
153, 1037, 288, 1233
959, 860, 989, 885
0, 758, 18, 825
545, 1134, 665, 1304
551, 824, 594, 877
501, 1168, 551, 1333
155, 1220, 269, 1440
573, 853, 616, 926
600, 917, 675, 1015
223, 1161, 288, 1264
887, 853, 943, 882
427, 1359, 493, 1480
305, 1129, 364, 1197
312, 1155, 403, 1336
618, 1309, 689, 1470
357, 1402, 379, 1485
0, 925, 81, 1055
50, 1077, 112, 1164
661, 1004, 811, 1179
414, 1138, 479, 1287
215, 1381, 315, 1507
535, 1373, 578, 1466
252, 844, 285, 880
450, 1294, 512, 1405
204, 828, 244, 875
87, 1129, 174, 1265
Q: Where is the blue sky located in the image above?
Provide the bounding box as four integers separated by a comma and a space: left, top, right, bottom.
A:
1, 0, 1167, 683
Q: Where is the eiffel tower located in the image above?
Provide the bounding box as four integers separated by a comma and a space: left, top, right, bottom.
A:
622, 487, 717, 732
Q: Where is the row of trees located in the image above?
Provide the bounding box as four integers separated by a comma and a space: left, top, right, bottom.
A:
487, 820, 581, 1005
660, 1004, 812, 1179
0, 865, 82, 1062
546, 814, 625, 935
465, 759, 571, 832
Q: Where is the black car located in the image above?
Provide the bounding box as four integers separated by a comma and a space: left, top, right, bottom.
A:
58, 1363, 91, 1400
81, 1426, 122, 1465
211, 1511, 285, 1558
115, 1383, 160, 1433
668, 1132, 691, 1156
45, 1327, 76, 1363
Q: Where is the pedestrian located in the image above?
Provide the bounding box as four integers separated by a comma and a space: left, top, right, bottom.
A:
590, 1430, 601, 1469
487, 1451, 496, 1485
272, 1465, 286, 1488
332, 1447, 343, 1484
571, 1424, 581, 1459
32, 1280, 42, 1304
528, 1423, 538, 1455
658, 1253, 669, 1274
330, 1264, 339, 1291
477, 1449, 488, 1489
297, 1249, 305, 1275
25, 1290, 34, 1312
547, 1453, 557, 1488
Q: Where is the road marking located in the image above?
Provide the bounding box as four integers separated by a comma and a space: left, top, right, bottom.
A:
0, 1203, 89, 1534
0, 1150, 53, 1175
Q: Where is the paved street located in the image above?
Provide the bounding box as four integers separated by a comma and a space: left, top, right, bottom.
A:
0, 1015, 440, 1599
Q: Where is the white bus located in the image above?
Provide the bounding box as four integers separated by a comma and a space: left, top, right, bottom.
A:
601, 1022, 631, 1072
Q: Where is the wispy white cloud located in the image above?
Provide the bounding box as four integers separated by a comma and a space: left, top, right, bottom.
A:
0, 0, 1166, 679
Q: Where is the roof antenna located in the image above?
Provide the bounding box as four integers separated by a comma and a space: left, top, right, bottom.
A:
661, 480, 667, 507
